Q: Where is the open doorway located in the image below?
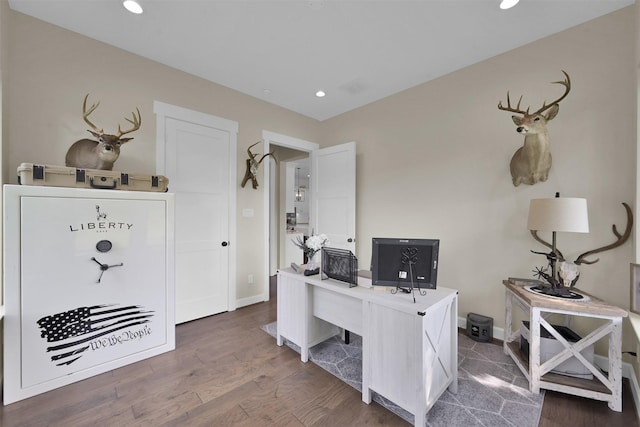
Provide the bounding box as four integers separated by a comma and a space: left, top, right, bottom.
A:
262, 131, 319, 301
274, 153, 309, 271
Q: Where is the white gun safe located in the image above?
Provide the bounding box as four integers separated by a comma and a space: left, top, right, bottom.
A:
3, 185, 175, 404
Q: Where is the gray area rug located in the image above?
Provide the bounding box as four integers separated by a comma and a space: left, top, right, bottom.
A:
261, 322, 544, 427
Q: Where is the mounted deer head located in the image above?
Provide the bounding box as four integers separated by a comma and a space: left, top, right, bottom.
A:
241, 140, 277, 189
498, 71, 571, 186
531, 202, 633, 285
65, 94, 141, 170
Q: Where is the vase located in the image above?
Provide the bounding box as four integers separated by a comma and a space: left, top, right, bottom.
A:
307, 252, 319, 271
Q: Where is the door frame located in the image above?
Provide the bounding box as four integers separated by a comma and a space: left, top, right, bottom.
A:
155, 101, 238, 312
262, 130, 318, 301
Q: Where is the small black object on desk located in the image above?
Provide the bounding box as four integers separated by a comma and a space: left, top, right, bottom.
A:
304, 268, 320, 276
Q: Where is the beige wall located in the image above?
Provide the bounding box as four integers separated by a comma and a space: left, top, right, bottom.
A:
1, 0, 7, 184
2, 5, 638, 366
5, 9, 322, 306
321, 8, 636, 358
0, 0, 9, 387
634, 0, 640, 384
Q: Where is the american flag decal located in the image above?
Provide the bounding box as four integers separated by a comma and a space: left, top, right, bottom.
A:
37, 305, 154, 366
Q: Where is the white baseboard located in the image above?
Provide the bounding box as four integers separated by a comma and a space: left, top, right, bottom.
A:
236, 294, 267, 309
459, 315, 640, 415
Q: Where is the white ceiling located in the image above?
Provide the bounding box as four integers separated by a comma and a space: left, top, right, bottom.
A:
8, 0, 634, 121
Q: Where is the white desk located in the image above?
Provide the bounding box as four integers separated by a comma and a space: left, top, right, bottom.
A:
277, 268, 458, 427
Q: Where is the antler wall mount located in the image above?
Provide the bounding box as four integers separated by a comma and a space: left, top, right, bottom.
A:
241, 140, 277, 189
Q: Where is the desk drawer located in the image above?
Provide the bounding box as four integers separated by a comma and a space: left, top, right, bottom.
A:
313, 287, 363, 335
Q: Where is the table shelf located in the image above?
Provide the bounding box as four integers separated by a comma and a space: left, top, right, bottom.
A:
505, 341, 612, 395
503, 279, 626, 412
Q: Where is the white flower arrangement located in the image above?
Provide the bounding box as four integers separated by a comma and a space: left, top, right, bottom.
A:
293, 233, 329, 259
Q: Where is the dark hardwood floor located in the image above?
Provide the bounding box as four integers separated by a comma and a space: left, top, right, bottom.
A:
1, 280, 638, 426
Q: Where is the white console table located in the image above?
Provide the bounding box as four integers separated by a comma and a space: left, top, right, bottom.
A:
503, 279, 627, 411
277, 268, 458, 427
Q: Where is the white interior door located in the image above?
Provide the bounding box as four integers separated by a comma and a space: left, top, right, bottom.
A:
155, 102, 237, 324
310, 141, 356, 254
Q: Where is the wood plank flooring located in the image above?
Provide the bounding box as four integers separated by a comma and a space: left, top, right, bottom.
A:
1, 279, 638, 426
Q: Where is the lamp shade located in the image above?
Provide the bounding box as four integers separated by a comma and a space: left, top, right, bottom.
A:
527, 198, 589, 233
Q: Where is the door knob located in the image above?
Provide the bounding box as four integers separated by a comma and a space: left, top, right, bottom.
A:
221, 241, 229, 247
347, 238, 354, 243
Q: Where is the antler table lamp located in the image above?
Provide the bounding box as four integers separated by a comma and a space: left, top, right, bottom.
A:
527, 192, 589, 296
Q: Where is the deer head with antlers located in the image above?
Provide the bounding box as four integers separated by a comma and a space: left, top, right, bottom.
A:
498, 71, 571, 186
241, 140, 277, 189
65, 94, 141, 171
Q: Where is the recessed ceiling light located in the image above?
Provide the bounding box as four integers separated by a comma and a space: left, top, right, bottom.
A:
500, 0, 520, 9
315, 90, 326, 98
123, 0, 143, 14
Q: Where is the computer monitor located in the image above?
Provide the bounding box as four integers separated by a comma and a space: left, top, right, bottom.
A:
371, 237, 439, 290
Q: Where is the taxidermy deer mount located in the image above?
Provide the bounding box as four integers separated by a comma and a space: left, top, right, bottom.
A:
65, 94, 141, 170
498, 71, 571, 186
531, 202, 633, 286
241, 140, 277, 189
